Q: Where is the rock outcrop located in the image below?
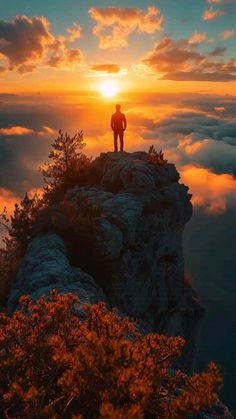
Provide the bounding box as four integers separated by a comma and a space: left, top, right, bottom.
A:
7, 151, 205, 372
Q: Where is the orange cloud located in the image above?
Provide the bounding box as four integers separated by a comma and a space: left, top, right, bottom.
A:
143, 37, 204, 73
181, 165, 236, 214
143, 36, 236, 82
0, 125, 56, 137
214, 106, 225, 111
0, 188, 20, 214
66, 22, 82, 42
220, 29, 236, 40
89, 6, 163, 49
203, 7, 225, 20
0, 126, 34, 136
189, 31, 207, 44
91, 64, 121, 74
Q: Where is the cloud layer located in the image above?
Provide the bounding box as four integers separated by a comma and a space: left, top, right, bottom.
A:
181, 165, 236, 214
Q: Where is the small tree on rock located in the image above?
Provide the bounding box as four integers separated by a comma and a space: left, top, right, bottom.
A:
40, 130, 91, 202
0, 193, 41, 303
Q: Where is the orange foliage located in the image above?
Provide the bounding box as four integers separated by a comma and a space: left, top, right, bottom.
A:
0, 291, 222, 418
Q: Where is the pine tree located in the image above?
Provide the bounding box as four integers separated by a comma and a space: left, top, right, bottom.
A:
40, 130, 91, 202
9, 192, 40, 249
0, 193, 40, 303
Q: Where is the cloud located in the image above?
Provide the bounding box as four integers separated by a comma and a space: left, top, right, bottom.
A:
91, 64, 121, 74
127, 99, 236, 177
202, 7, 225, 20
208, 0, 223, 2
181, 165, 236, 214
189, 31, 207, 44
214, 106, 225, 111
66, 22, 82, 42
46, 48, 83, 68
220, 29, 236, 40
208, 47, 226, 56
0, 126, 34, 136
143, 36, 236, 82
0, 16, 52, 71
0, 125, 56, 137
208, 0, 233, 3
143, 37, 205, 73
0, 188, 21, 216
0, 15, 83, 73
177, 133, 236, 173
89, 6, 163, 48
161, 70, 236, 81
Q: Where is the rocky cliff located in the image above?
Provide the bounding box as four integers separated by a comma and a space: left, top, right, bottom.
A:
7, 151, 205, 373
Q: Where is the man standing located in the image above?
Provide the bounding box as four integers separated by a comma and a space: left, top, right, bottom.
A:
111, 104, 127, 152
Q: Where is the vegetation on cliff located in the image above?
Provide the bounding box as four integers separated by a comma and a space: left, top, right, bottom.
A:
0, 291, 222, 419
0, 132, 227, 418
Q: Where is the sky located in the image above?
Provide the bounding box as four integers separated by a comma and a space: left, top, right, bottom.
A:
1, 0, 236, 411
1, 0, 236, 93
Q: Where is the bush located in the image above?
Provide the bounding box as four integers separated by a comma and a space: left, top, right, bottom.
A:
148, 145, 168, 165
0, 291, 223, 418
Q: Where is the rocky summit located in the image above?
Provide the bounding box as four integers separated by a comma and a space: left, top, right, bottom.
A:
7, 151, 205, 373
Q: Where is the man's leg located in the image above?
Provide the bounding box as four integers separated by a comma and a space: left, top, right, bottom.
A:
119, 130, 124, 152
114, 131, 118, 152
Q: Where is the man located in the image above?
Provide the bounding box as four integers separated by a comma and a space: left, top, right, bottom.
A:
111, 104, 127, 152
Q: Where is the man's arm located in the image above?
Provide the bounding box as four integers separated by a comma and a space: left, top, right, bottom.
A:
111, 115, 114, 130
123, 114, 127, 130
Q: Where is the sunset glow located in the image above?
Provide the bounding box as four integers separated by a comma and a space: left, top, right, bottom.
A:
1, 0, 236, 412
99, 80, 120, 98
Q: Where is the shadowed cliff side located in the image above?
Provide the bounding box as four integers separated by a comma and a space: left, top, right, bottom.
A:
7, 151, 205, 373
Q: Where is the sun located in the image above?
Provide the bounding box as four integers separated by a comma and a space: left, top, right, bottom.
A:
99, 80, 119, 98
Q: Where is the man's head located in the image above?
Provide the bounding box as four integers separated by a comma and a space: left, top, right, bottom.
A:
116, 104, 121, 111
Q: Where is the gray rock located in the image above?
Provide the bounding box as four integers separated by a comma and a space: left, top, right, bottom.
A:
7, 234, 106, 314
8, 151, 202, 373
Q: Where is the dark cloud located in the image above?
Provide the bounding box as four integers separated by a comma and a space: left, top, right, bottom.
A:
46, 48, 83, 68
0, 16, 52, 71
208, 46, 226, 56
162, 70, 236, 82
0, 15, 83, 73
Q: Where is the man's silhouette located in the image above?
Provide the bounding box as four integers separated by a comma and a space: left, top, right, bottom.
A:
111, 104, 127, 152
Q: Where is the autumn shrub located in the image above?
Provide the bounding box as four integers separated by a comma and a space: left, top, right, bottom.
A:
148, 145, 168, 165
0, 291, 223, 419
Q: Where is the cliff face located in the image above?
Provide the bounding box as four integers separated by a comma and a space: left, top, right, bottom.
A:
7, 151, 204, 372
